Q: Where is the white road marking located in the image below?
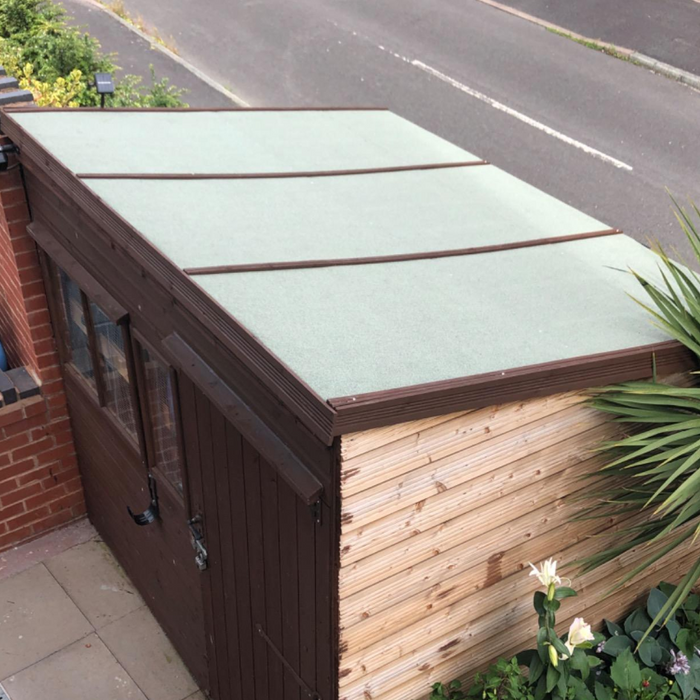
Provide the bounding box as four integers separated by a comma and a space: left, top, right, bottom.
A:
377, 45, 634, 171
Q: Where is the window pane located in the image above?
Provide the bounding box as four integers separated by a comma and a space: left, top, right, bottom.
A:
57, 268, 96, 390
142, 346, 183, 495
91, 303, 137, 438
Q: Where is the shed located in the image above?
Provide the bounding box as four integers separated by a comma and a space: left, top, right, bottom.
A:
0, 106, 695, 700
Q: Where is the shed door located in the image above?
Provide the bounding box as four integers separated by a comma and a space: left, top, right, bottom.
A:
38, 243, 208, 685
177, 374, 333, 700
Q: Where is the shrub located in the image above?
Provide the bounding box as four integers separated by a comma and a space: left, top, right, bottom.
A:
0, 0, 186, 106
424, 560, 699, 700
580, 203, 700, 629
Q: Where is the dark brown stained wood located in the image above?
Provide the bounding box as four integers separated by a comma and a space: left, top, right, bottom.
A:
177, 374, 216, 694
243, 441, 271, 700
329, 340, 696, 435
36, 247, 70, 365
2, 106, 388, 112
161, 333, 324, 505
297, 497, 317, 697
29, 222, 128, 324
211, 411, 243, 700
184, 229, 623, 276
279, 480, 302, 700
77, 160, 488, 179
198, 396, 228, 700
4, 114, 336, 443
64, 370, 208, 687
261, 461, 285, 700
225, 422, 257, 700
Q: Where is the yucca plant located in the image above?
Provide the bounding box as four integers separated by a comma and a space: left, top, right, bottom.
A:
580, 201, 700, 636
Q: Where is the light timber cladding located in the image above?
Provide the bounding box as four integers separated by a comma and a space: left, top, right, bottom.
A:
337, 382, 694, 700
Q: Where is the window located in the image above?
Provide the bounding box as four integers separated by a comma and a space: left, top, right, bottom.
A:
91, 302, 138, 438
50, 261, 185, 496
57, 268, 96, 390
140, 344, 184, 495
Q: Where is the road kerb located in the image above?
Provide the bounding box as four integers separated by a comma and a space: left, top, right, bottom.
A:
473, 0, 700, 91
81, 0, 251, 107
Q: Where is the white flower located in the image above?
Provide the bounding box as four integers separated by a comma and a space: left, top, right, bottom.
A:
529, 558, 562, 588
564, 617, 595, 656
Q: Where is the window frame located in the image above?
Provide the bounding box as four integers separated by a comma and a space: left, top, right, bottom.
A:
131, 329, 188, 505
34, 222, 188, 501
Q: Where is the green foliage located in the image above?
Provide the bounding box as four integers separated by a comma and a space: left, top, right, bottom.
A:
580, 202, 700, 631
422, 579, 700, 700
0, 0, 187, 106
467, 658, 535, 700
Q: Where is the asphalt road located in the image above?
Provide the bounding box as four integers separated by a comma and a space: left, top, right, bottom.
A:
76, 0, 700, 254
494, 0, 700, 77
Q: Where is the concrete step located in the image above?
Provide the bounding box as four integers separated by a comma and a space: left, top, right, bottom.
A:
0, 76, 18, 90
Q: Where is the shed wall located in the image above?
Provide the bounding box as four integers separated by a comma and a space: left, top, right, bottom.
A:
337, 383, 694, 700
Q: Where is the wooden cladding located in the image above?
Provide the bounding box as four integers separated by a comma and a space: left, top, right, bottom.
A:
337, 381, 694, 700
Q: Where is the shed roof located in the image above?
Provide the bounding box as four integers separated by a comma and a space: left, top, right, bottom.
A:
2, 107, 689, 438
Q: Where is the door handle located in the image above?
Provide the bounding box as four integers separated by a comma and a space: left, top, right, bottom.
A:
127, 474, 160, 526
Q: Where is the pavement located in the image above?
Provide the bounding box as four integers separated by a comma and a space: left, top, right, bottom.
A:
0, 520, 202, 700
59, 0, 235, 107
486, 0, 700, 78
60, 0, 700, 259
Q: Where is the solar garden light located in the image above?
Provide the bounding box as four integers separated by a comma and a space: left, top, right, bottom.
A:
93, 72, 115, 109
0, 144, 19, 172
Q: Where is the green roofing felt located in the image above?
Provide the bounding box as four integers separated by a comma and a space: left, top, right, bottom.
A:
83, 166, 607, 268
8, 109, 478, 174
195, 235, 669, 399
10, 108, 671, 400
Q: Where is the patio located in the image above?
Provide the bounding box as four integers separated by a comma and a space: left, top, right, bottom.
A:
0, 519, 203, 700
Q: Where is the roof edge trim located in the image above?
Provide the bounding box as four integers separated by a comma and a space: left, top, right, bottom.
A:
328, 340, 697, 435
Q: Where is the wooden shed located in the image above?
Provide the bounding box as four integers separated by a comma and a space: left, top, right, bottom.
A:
0, 106, 696, 700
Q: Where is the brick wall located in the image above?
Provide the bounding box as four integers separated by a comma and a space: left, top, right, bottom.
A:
0, 132, 86, 551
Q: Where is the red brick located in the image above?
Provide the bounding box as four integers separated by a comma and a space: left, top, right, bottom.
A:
71, 501, 87, 517
1, 481, 42, 507
36, 443, 74, 467
24, 397, 48, 417
16, 465, 53, 487
6, 506, 51, 531
0, 478, 19, 496
3, 413, 47, 437
33, 338, 57, 356
27, 309, 51, 327
15, 251, 39, 271
0, 459, 35, 484
11, 436, 54, 462
22, 488, 59, 511
49, 490, 84, 513
0, 525, 32, 550
0, 403, 27, 428
0, 432, 30, 456
61, 475, 82, 494
0, 187, 27, 208
3, 202, 30, 223
31, 510, 75, 535
18, 266, 43, 286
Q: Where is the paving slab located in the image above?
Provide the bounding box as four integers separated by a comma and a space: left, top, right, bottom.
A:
2, 633, 146, 700
0, 564, 92, 679
0, 518, 95, 582
100, 607, 198, 700
45, 540, 144, 629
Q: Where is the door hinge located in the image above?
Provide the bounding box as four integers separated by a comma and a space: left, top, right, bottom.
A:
310, 499, 322, 525
188, 515, 208, 571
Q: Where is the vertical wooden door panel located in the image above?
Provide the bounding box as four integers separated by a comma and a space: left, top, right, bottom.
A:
178, 379, 337, 700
